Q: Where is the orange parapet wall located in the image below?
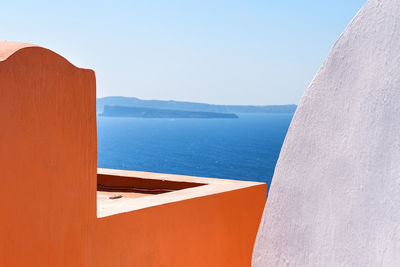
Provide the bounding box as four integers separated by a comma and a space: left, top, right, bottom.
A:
0, 41, 97, 266
95, 169, 266, 266
0, 41, 266, 267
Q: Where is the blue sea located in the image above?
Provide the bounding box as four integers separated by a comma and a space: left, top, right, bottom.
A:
97, 113, 293, 186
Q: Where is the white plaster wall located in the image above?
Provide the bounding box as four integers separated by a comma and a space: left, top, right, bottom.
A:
253, 0, 400, 266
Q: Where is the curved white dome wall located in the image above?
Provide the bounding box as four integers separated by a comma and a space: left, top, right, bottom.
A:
253, 0, 400, 266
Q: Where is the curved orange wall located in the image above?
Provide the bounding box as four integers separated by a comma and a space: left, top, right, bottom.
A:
0, 44, 97, 266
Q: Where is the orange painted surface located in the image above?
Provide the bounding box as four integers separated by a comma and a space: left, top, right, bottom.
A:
93, 182, 266, 267
0, 42, 266, 267
0, 42, 97, 267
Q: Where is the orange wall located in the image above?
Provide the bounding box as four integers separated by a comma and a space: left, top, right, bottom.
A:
0, 45, 97, 267
0, 43, 266, 267
93, 182, 266, 267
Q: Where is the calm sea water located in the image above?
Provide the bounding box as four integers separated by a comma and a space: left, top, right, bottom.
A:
97, 113, 293, 185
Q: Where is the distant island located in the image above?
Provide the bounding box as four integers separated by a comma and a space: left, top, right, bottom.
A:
97, 96, 297, 114
100, 105, 239, 119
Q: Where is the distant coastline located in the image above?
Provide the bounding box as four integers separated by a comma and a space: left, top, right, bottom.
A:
97, 96, 297, 116
100, 105, 239, 119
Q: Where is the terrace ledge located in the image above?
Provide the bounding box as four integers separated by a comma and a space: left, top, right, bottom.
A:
97, 168, 266, 218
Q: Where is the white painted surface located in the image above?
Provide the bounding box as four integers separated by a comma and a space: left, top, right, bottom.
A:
253, 0, 400, 266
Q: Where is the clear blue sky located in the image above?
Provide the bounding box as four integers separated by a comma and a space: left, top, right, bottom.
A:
1, 0, 366, 105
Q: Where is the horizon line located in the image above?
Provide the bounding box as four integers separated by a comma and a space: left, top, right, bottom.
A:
96, 95, 297, 107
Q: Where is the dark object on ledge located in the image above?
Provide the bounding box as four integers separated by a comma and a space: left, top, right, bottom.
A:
109, 194, 123, 200
100, 105, 239, 119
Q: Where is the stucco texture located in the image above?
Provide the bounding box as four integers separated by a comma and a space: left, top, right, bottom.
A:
252, 0, 400, 266
0, 43, 97, 266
